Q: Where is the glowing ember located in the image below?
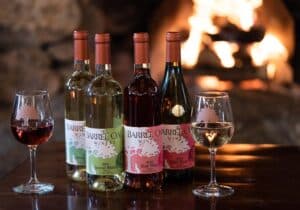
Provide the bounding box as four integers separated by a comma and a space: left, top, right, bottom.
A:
239, 79, 267, 90
196, 76, 233, 91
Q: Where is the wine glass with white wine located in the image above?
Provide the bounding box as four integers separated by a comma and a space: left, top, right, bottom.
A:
191, 91, 234, 197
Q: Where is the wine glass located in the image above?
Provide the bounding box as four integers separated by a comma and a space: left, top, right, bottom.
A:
10, 90, 54, 194
191, 91, 234, 197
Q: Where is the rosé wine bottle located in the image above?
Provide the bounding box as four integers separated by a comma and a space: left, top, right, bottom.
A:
123, 32, 163, 191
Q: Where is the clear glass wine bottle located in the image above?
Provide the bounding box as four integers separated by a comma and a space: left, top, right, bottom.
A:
65, 30, 94, 182
85, 33, 124, 191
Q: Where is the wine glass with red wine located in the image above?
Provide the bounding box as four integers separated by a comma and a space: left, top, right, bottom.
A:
191, 91, 234, 197
11, 90, 54, 194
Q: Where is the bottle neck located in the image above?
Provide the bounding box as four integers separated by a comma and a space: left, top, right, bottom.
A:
166, 41, 181, 63
134, 63, 151, 75
74, 39, 88, 61
95, 64, 112, 77
165, 39, 182, 77
165, 62, 182, 74
134, 41, 149, 64
74, 60, 90, 72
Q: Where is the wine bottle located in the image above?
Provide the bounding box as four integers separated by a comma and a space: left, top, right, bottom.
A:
65, 30, 94, 182
85, 33, 124, 191
161, 32, 195, 181
124, 32, 163, 190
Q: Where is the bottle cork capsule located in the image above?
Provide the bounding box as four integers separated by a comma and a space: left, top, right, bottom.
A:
73, 30, 88, 40
166, 31, 181, 42
73, 30, 89, 61
166, 31, 181, 62
133, 32, 149, 42
95, 33, 110, 43
95, 33, 111, 65
133, 32, 149, 64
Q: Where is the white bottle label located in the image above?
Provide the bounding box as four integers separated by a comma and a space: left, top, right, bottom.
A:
65, 119, 86, 165
124, 125, 163, 174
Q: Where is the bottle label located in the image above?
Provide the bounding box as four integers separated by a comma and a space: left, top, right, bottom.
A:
162, 124, 195, 169
65, 119, 86, 166
85, 126, 123, 175
124, 125, 163, 174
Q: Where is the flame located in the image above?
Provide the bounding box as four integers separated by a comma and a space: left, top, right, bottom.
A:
211, 0, 262, 31
182, 0, 263, 68
249, 33, 288, 66
212, 41, 239, 68
266, 63, 276, 80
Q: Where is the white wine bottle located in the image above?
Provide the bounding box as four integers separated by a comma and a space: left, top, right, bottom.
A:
65, 30, 94, 182
85, 33, 124, 191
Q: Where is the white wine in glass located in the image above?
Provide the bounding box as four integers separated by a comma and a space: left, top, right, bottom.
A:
191, 91, 234, 197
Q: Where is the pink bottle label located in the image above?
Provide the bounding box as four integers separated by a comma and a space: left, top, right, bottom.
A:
162, 124, 195, 169
124, 125, 163, 174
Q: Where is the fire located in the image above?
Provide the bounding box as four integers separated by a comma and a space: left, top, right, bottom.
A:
249, 33, 288, 66
209, 0, 262, 31
266, 63, 276, 80
212, 41, 239, 68
182, 0, 263, 68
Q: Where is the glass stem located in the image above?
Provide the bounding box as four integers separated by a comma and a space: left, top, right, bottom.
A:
208, 148, 217, 187
31, 195, 40, 210
28, 145, 39, 184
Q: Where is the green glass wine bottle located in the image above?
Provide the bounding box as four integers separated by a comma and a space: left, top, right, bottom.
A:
65, 30, 94, 182
85, 33, 124, 191
161, 32, 195, 181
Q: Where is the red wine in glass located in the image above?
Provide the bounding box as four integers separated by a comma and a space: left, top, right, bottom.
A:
11, 120, 53, 145
11, 90, 54, 194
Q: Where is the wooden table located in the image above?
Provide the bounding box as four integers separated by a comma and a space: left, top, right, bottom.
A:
0, 142, 299, 210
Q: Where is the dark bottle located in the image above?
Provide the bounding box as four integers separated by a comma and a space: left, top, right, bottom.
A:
65, 30, 94, 182
161, 32, 195, 181
124, 32, 163, 190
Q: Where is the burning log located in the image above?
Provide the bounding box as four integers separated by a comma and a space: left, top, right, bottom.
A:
208, 24, 265, 43
185, 65, 265, 82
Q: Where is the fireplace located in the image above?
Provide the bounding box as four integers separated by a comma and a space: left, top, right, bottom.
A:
151, 0, 294, 90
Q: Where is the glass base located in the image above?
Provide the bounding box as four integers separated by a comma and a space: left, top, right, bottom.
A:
13, 183, 54, 194
193, 184, 234, 198
88, 173, 125, 192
